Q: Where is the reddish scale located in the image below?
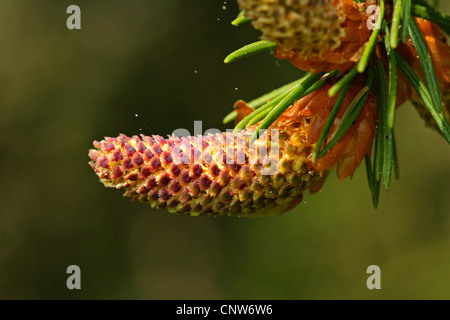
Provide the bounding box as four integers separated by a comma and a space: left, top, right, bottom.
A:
103, 141, 115, 152
158, 172, 171, 186
124, 143, 136, 157
148, 189, 159, 201
159, 189, 171, 201
161, 151, 173, 166
97, 156, 109, 169
168, 180, 182, 194
210, 181, 222, 196
218, 171, 231, 186
118, 135, 128, 147
125, 172, 138, 181
152, 144, 163, 156
89, 150, 99, 162
180, 169, 192, 186
132, 153, 144, 167
149, 157, 161, 171
210, 164, 221, 177
143, 150, 154, 162
170, 164, 181, 177
180, 188, 192, 203
140, 165, 152, 179
112, 166, 124, 179
145, 177, 157, 190
190, 164, 203, 178
123, 157, 133, 169
199, 174, 212, 191
111, 149, 123, 162
189, 182, 201, 197
137, 141, 147, 153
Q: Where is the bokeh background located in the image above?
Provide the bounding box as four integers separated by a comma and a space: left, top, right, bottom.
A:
0, 0, 449, 299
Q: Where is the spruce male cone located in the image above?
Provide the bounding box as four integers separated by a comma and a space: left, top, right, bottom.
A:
238, 0, 371, 72
89, 83, 376, 217
89, 128, 323, 217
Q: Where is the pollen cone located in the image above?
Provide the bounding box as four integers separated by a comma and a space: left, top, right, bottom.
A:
89, 128, 323, 217
238, 0, 371, 72
89, 83, 376, 217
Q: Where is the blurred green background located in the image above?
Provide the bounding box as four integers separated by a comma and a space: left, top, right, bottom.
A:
0, 0, 449, 299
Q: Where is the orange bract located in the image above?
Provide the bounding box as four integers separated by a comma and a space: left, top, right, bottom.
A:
397, 18, 450, 98
239, 80, 377, 182
280, 82, 377, 181
378, 18, 450, 132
